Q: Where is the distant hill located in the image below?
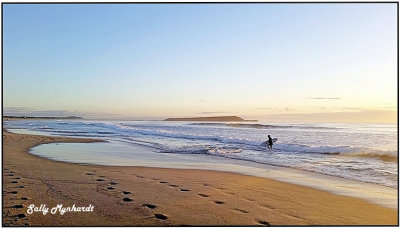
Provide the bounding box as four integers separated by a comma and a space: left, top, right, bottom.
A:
3, 116, 83, 120
164, 116, 257, 122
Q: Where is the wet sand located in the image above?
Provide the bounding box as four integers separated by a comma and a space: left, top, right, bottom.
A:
2, 130, 398, 226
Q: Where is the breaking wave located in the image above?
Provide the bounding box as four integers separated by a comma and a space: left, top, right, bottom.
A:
190, 122, 340, 130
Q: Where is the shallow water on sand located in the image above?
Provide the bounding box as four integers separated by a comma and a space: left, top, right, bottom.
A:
27, 140, 397, 209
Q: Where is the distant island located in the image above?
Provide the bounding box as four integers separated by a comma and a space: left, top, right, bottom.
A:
3, 116, 83, 120
164, 116, 257, 122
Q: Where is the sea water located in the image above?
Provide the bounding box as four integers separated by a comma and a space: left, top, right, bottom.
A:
4, 119, 398, 207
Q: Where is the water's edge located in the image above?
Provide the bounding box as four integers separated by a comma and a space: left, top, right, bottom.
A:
23, 133, 397, 210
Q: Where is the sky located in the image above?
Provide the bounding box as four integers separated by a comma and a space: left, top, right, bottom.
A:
3, 3, 398, 123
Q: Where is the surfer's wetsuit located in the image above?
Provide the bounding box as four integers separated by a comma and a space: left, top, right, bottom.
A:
267, 136, 273, 149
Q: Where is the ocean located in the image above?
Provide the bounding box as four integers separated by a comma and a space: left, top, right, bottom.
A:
5, 119, 397, 189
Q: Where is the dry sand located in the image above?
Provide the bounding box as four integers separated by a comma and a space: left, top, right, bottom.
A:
2, 130, 398, 226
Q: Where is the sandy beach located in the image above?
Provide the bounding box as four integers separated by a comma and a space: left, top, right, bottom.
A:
2, 130, 398, 226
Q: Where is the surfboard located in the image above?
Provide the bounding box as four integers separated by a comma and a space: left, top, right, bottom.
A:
260, 138, 278, 147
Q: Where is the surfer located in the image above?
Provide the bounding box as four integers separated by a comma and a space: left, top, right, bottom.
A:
267, 135, 273, 150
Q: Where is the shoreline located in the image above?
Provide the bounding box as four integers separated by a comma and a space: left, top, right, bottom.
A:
2, 130, 398, 226
24, 128, 398, 209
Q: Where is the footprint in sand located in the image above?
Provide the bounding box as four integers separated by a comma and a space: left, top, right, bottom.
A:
152, 178, 160, 181
20, 197, 28, 200
136, 175, 144, 178
214, 200, 225, 205
202, 183, 210, 187
11, 181, 18, 184
180, 189, 190, 192
121, 191, 131, 195
122, 197, 133, 202
233, 208, 248, 214
197, 194, 209, 198
96, 178, 105, 182
159, 181, 168, 184
108, 181, 118, 185
143, 204, 157, 209
285, 213, 305, 221
16, 186, 24, 189
260, 203, 275, 210
10, 191, 18, 194
13, 214, 26, 219
154, 213, 168, 220
8, 174, 14, 176
257, 220, 271, 226
168, 184, 179, 188
13, 177, 21, 180
85, 172, 94, 176
12, 205, 23, 209
106, 187, 115, 190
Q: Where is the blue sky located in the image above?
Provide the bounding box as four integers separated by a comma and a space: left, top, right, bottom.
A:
3, 3, 397, 122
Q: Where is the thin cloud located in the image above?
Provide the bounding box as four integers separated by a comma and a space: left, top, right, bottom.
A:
261, 110, 396, 123
4, 107, 40, 112
314, 106, 365, 111
257, 107, 290, 111
308, 97, 342, 100
197, 111, 229, 115
3, 107, 118, 118
342, 107, 365, 111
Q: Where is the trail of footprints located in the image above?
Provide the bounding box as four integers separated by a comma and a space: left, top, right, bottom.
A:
153, 175, 272, 226
87, 172, 168, 222
87, 172, 272, 226
94, 172, 271, 225
3, 169, 30, 226
4, 168, 271, 226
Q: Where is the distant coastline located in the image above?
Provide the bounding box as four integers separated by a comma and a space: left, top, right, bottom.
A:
3, 116, 83, 120
164, 116, 257, 122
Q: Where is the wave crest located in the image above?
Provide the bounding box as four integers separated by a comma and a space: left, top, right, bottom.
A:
190, 123, 340, 130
